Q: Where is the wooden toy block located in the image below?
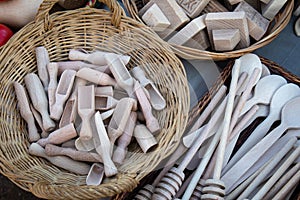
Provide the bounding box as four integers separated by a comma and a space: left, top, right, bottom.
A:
14, 82, 40, 142
37, 123, 77, 147
261, 0, 288, 20
76, 68, 117, 87
183, 29, 211, 50
78, 85, 95, 140
57, 61, 110, 75
86, 163, 104, 186
168, 15, 206, 46
234, 1, 270, 41
24, 73, 55, 131
45, 144, 102, 163
133, 124, 158, 153
176, 0, 210, 18
201, 0, 228, 14
212, 29, 241, 51
69, 49, 130, 66
35, 46, 50, 91
139, 0, 190, 40
205, 11, 250, 49
50, 70, 76, 121
29, 143, 90, 175
141, 3, 171, 31
47, 62, 58, 114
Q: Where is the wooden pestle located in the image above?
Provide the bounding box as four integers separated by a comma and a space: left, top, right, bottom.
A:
94, 111, 118, 177
37, 123, 77, 147
69, 49, 130, 66
50, 69, 76, 120
35, 46, 50, 91
47, 62, 58, 114
29, 143, 90, 175
108, 97, 137, 145
78, 85, 95, 140
24, 73, 55, 131
113, 112, 137, 164
76, 68, 117, 86
45, 144, 102, 163
134, 81, 160, 134
13, 82, 40, 142
57, 60, 110, 75
105, 53, 135, 98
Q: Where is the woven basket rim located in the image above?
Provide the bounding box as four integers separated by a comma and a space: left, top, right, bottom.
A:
122, 0, 294, 60
0, 1, 190, 199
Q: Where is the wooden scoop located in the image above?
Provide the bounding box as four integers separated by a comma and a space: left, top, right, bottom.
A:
78, 85, 95, 140
86, 163, 105, 186
76, 68, 117, 86
24, 73, 55, 131
14, 82, 40, 142
50, 70, 76, 120
29, 143, 90, 175
95, 95, 118, 111
47, 62, 58, 114
130, 66, 166, 110
35, 46, 50, 91
57, 61, 110, 75
69, 49, 130, 66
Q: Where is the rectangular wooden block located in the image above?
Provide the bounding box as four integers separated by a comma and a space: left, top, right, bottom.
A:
234, 1, 270, 41
167, 15, 206, 45
212, 29, 241, 51
201, 0, 229, 14
139, 0, 190, 40
183, 29, 210, 50
141, 3, 171, 31
205, 11, 250, 49
261, 0, 288, 20
176, 0, 210, 18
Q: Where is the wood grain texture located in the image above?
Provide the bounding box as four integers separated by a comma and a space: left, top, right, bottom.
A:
262, 0, 288, 20
176, 0, 210, 18
212, 29, 241, 51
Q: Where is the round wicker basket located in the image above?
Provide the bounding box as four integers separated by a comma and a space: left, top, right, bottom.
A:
123, 0, 294, 60
0, 0, 190, 199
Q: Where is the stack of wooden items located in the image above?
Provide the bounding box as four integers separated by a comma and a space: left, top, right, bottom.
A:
13, 47, 166, 186
138, 0, 288, 52
130, 53, 300, 200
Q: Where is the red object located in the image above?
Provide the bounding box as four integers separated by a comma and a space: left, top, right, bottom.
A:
0, 24, 13, 47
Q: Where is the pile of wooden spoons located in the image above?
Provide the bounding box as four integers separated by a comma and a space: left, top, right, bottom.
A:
14, 47, 166, 186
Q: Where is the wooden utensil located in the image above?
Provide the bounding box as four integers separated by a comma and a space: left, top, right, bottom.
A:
75, 137, 95, 152
50, 69, 76, 120
134, 124, 158, 153
14, 82, 40, 142
57, 60, 110, 75
86, 163, 105, 186
29, 143, 90, 175
47, 62, 58, 114
78, 85, 95, 140
35, 46, 50, 91
95, 95, 118, 111
76, 68, 117, 86
221, 96, 300, 192
24, 73, 55, 131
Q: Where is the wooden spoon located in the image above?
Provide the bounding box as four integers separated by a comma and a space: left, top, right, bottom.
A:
221, 96, 300, 192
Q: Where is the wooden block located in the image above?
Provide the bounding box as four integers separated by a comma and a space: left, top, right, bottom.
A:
212, 29, 241, 51
234, 1, 270, 41
139, 0, 190, 39
205, 11, 250, 49
183, 29, 210, 50
176, 0, 210, 18
201, 0, 229, 14
261, 0, 288, 20
141, 3, 171, 31
167, 15, 206, 45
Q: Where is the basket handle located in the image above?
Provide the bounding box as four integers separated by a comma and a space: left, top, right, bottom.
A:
35, 0, 125, 29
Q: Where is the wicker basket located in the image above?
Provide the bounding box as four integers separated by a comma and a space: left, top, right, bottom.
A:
0, 0, 190, 199
122, 0, 294, 60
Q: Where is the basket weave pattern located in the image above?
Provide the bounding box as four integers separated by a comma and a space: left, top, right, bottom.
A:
0, 0, 190, 199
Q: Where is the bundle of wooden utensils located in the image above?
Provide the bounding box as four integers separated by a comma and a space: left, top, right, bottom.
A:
138, 0, 288, 51
132, 53, 300, 200
13, 47, 166, 186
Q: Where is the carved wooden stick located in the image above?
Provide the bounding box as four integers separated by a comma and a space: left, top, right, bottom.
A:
94, 111, 118, 177
113, 112, 137, 164
69, 49, 130, 66
29, 143, 90, 175
14, 82, 40, 142
47, 62, 58, 114
37, 123, 77, 147
78, 85, 95, 140
76, 68, 117, 86
24, 73, 55, 131
57, 60, 110, 75
35, 46, 49, 91
45, 144, 102, 162
134, 81, 160, 134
